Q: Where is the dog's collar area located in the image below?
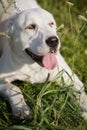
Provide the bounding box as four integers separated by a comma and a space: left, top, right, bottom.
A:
25, 49, 43, 65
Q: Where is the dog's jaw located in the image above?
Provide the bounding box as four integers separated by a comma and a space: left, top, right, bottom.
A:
25, 48, 43, 64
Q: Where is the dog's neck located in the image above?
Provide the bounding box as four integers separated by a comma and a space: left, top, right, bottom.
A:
0, 46, 31, 74
0, 41, 43, 77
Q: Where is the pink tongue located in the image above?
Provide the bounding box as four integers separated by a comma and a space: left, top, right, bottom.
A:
42, 53, 58, 70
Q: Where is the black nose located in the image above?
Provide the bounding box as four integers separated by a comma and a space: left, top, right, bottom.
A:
46, 36, 58, 48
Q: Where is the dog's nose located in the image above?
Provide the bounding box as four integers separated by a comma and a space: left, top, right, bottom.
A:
46, 36, 58, 48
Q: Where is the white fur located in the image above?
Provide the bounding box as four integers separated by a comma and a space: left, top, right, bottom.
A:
0, 0, 87, 119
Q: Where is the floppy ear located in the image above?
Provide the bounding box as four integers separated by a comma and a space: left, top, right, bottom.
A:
14, 0, 39, 14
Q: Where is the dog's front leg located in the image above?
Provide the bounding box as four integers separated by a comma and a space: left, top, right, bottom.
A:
0, 80, 30, 119
56, 52, 87, 119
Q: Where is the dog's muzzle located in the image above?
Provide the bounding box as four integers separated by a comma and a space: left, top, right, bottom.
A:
25, 36, 58, 70
46, 36, 59, 53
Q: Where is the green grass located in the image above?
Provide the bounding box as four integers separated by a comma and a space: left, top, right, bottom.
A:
0, 0, 87, 129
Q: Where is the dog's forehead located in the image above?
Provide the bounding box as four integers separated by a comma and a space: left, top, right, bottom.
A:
15, 8, 55, 27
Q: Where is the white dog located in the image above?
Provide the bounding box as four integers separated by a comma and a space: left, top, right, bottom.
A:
0, 0, 87, 119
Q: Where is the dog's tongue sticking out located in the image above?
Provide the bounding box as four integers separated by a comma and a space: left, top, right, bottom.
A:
42, 53, 57, 70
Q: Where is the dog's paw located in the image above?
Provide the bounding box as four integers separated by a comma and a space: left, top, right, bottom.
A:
80, 91, 87, 120
12, 103, 30, 119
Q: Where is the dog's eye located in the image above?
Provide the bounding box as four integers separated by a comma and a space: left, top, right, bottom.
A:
49, 22, 54, 27
25, 24, 36, 30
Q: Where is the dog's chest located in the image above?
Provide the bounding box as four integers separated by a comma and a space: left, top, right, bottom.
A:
17, 64, 57, 83
4, 64, 58, 83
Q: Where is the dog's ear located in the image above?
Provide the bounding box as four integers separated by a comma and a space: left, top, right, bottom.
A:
13, 0, 39, 14
14, 0, 22, 14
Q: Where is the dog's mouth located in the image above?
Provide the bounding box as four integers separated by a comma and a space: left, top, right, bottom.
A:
25, 48, 58, 70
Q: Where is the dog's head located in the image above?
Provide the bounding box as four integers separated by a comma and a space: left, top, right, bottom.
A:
9, 8, 60, 70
